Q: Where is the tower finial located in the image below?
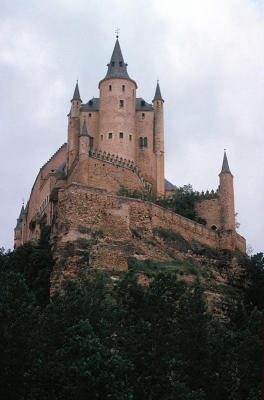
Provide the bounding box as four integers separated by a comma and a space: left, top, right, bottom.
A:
71, 81, 82, 102
115, 28, 120, 38
153, 80, 164, 102
221, 149, 231, 174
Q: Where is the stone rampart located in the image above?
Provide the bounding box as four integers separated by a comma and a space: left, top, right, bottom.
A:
54, 184, 245, 252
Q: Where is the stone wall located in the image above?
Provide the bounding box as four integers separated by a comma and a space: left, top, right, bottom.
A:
195, 198, 222, 230
50, 185, 246, 291
68, 151, 150, 194
21, 144, 67, 244
54, 185, 245, 252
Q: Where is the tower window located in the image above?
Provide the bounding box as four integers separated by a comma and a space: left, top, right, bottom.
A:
120, 99, 124, 108
142, 113, 145, 119
119, 132, 123, 139
111, 61, 115, 67
119, 61, 123, 67
129, 135, 132, 141
109, 85, 112, 91
144, 137, 148, 147
108, 132, 112, 139
101, 134, 103, 141
88, 113, 92, 117
89, 137, 94, 149
139, 137, 143, 148
122, 85, 125, 92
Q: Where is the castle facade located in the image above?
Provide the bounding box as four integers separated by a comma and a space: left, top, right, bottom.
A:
14, 38, 246, 257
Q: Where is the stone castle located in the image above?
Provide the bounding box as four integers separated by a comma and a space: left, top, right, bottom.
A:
14, 37, 246, 270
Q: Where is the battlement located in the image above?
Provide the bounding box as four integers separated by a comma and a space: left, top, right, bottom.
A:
89, 149, 152, 191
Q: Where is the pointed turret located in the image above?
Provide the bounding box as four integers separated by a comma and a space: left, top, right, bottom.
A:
71, 81, 82, 102
219, 150, 235, 231
98, 37, 137, 161
104, 38, 130, 80
80, 120, 88, 136
15, 204, 25, 229
153, 81, 164, 102
78, 120, 90, 185
152, 81, 165, 196
221, 150, 231, 174
14, 204, 25, 248
67, 82, 81, 171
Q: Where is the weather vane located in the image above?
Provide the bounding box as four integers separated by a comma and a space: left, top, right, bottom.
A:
115, 28, 120, 38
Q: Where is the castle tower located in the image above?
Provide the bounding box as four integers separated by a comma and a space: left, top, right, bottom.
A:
78, 120, 90, 185
219, 151, 235, 231
67, 81, 82, 171
153, 82, 165, 196
98, 37, 137, 161
14, 204, 24, 248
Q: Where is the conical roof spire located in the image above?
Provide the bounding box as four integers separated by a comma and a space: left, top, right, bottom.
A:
221, 150, 231, 174
15, 204, 25, 229
153, 81, 164, 102
80, 120, 88, 136
71, 81, 82, 102
104, 38, 130, 80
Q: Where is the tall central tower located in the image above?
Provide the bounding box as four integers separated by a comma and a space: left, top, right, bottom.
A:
98, 38, 137, 161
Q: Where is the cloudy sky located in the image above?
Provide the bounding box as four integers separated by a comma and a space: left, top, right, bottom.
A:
1, 0, 263, 253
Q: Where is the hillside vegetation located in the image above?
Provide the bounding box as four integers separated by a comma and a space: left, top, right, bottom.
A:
0, 229, 263, 400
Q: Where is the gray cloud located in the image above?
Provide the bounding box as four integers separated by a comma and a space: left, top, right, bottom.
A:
1, 0, 263, 253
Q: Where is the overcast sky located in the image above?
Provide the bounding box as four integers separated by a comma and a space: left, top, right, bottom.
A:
1, 0, 263, 253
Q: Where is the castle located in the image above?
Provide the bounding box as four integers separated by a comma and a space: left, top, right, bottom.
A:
14, 37, 246, 264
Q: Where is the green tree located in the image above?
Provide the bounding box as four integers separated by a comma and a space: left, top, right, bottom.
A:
0, 269, 39, 399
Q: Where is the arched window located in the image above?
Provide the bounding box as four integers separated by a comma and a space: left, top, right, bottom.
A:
89, 137, 94, 149
211, 225, 218, 231
144, 137, 148, 147
139, 137, 143, 147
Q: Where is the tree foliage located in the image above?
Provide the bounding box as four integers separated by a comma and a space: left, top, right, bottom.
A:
0, 241, 262, 399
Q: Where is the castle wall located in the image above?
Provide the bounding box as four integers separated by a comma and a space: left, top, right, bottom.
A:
195, 198, 222, 230
98, 78, 136, 160
53, 185, 245, 255
67, 154, 146, 194
49, 185, 245, 290
80, 111, 99, 148
21, 144, 67, 244
135, 110, 156, 187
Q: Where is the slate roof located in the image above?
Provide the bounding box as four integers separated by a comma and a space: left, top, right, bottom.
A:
136, 98, 153, 111
104, 39, 130, 80
81, 97, 153, 112
80, 98, 100, 111
15, 205, 25, 229
165, 179, 177, 191
51, 161, 66, 175
221, 151, 231, 174
80, 120, 88, 136
72, 81, 82, 102
153, 81, 164, 101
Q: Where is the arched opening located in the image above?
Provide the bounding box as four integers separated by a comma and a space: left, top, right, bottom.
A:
211, 225, 218, 231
